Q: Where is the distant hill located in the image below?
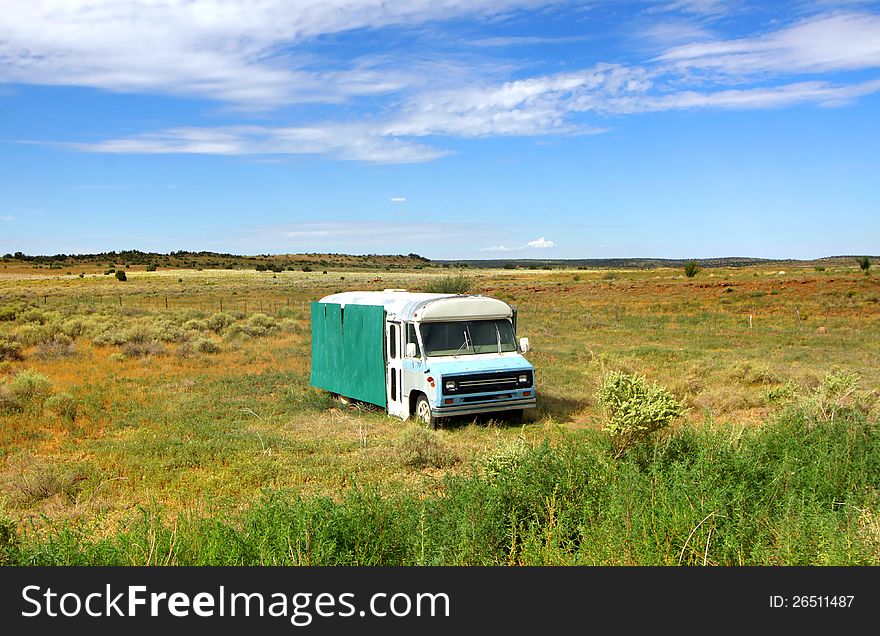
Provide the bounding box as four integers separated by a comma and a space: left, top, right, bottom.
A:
0, 250, 433, 272
1, 250, 875, 272
440, 255, 879, 269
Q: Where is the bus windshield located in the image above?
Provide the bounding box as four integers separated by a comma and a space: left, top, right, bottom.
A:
419, 320, 517, 357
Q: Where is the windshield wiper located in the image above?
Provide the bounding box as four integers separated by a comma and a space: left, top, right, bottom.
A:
454, 329, 471, 357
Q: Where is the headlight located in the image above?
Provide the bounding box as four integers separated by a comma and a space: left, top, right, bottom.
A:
445, 380, 457, 391
518, 374, 529, 384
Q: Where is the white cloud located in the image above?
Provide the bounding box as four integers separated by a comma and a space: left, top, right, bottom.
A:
64, 124, 450, 163
390, 197, 407, 202
657, 13, 880, 75
482, 236, 556, 251
0, 215, 15, 222
10, 4, 880, 164
0, 0, 548, 107
525, 236, 556, 248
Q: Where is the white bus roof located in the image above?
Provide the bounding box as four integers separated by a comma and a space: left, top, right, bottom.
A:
318, 290, 513, 322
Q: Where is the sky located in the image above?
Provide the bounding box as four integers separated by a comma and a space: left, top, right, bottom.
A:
1, 0, 878, 259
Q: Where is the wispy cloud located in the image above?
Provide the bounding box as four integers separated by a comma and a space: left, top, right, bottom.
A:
9, 4, 880, 164
482, 236, 557, 251
390, 196, 407, 202
64, 125, 450, 164
0, 215, 15, 222
470, 35, 589, 47
0, 0, 547, 107
239, 221, 507, 252
657, 12, 880, 75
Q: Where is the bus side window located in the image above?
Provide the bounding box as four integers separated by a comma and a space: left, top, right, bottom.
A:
407, 323, 420, 358
389, 324, 398, 359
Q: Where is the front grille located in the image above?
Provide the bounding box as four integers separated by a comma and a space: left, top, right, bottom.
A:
444, 370, 532, 395
462, 394, 513, 403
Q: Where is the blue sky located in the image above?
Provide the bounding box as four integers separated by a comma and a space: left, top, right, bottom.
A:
1, 0, 878, 259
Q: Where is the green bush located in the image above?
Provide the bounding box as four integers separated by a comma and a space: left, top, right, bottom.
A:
192, 337, 221, 354
45, 392, 78, 422
115, 270, 127, 281
0, 339, 23, 361
7, 370, 53, 407
858, 256, 870, 272
396, 426, 459, 469
206, 312, 235, 334
808, 371, 866, 423
422, 275, 473, 294
684, 261, 701, 278
243, 313, 277, 337
596, 371, 686, 458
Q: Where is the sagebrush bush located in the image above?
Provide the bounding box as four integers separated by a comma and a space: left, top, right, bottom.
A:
0, 305, 20, 322
206, 312, 235, 334
45, 392, 78, 422
34, 333, 75, 360
396, 426, 459, 469
597, 371, 685, 458
422, 275, 473, 294
192, 337, 221, 354
0, 339, 23, 361
243, 313, 277, 337
684, 261, 701, 277
7, 370, 53, 407
122, 340, 165, 358
808, 371, 866, 423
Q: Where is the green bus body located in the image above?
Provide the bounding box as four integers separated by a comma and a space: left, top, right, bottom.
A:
310, 301, 387, 407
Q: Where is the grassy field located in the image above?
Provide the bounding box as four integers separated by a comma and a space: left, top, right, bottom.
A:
0, 262, 878, 564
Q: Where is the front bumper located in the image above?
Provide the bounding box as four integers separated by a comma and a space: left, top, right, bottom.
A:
432, 396, 536, 417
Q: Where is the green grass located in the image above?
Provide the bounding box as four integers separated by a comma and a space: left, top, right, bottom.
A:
1, 264, 878, 565
3, 410, 877, 566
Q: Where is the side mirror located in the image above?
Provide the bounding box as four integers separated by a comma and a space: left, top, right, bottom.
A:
519, 337, 530, 353
405, 342, 417, 358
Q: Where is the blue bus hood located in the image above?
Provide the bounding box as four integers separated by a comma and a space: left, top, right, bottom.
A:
425, 354, 533, 377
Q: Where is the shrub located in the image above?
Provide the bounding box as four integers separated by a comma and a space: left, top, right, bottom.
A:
115, 270, 127, 281
243, 313, 277, 337
596, 371, 685, 458
422, 275, 473, 294
858, 256, 870, 272
302, 266, 313, 272
192, 337, 221, 354
122, 340, 165, 358
396, 426, 459, 469
46, 392, 78, 422
808, 372, 865, 423
34, 333, 75, 360
206, 312, 235, 334
0, 339, 23, 362
7, 370, 53, 407
146, 264, 157, 272
684, 261, 701, 278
